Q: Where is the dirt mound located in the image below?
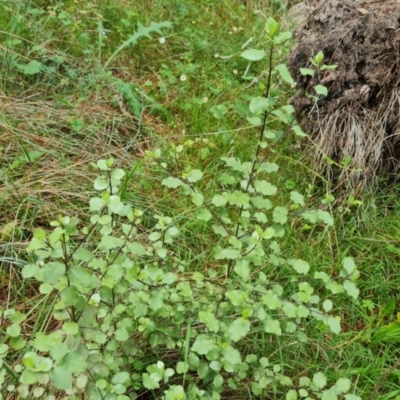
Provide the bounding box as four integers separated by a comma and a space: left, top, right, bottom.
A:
288, 0, 400, 190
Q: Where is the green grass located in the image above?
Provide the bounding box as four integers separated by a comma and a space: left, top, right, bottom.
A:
2, 0, 400, 398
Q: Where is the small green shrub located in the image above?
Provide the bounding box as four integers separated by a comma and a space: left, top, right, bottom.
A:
0, 16, 362, 400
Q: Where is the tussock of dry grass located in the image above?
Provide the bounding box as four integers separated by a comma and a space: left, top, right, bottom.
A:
312, 89, 400, 191
0, 90, 174, 232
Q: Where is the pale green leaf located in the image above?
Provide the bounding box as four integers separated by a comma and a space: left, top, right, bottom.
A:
212, 194, 228, 207
192, 336, 214, 355
300, 68, 314, 76
342, 257, 356, 275
343, 281, 359, 299
127, 242, 146, 255
196, 208, 212, 221
62, 352, 87, 374
266, 17, 279, 38
323, 300, 333, 312
292, 125, 307, 137
259, 162, 279, 173
315, 84, 328, 96
20, 60, 42, 75
290, 191, 305, 206
264, 319, 282, 336
228, 318, 251, 342
187, 169, 203, 183
322, 390, 338, 400
254, 180, 277, 196
344, 395, 361, 400
234, 259, 250, 282
275, 64, 294, 84
50, 366, 72, 390
313, 372, 327, 389
327, 317, 341, 334
273, 206, 288, 224
241, 49, 266, 61
199, 311, 219, 333
249, 96, 273, 115
287, 259, 310, 275
162, 177, 183, 188
191, 192, 204, 206
335, 378, 351, 394
62, 322, 79, 335
42, 262, 66, 285
222, 345, 241, 365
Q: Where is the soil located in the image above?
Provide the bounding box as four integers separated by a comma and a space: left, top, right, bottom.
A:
288, 0, 400, 189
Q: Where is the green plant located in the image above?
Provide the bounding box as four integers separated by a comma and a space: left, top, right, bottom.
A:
0, 16, 363, 400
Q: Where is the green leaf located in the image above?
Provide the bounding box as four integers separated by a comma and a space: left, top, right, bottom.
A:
100, 235, 125, 251
60, 286, 79, 306
222, 345, 241, 365
300, 68, 315, 76
212, 194, 228, 207
127, 242, 146, 255
191, 192, 204, 206
314, 85, 328, 96
313, 372, 327, 389
343, 281, 359, 299
247, 116, 262, 126
162, 177, 183, 188
254, 181, 277, 196
335, 378, 351, 394
214, 374, 223, 388
198, 311, 219, 333
225, 191, 249, 206
234, 259, 250, 282
273, 206, 288, 224
241, 49, 266, 61
196, 208, 212, 221
68, 267, 100, 290
42, 262, 66, 285
344, 395, 361, 400
62, 322, 79, 335
20, 60, 42, 75
315, 51, 324, 64
251, 196, 273, 209
290, 191, 305, 206
187, 169, 203, 183
274, 30, 292, 44
62, 352, 87, 374
342, 257, 356, 275
259, 162, 279, 173
142, 373, 160, 390
266, 17, 279, 38
249, 96, 273, 115
192, 336, 214, 355
323, 300, 333, 312
286, 389, 298, 400
320, 64, 338, 70
322, 390, 338, 400
214, 247, 241, 260
7, 324, 21, 337
228, 318, 251, 342
176, 362, 189, 374
287, 259, 310, 275
73, 248, 95, 262
275, 64, 294, 84
264, 319, 282, 335
292, 125, 307, 137
327, 317, 341, 334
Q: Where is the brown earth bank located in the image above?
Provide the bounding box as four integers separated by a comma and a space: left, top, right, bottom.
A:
288, 0, 400, 190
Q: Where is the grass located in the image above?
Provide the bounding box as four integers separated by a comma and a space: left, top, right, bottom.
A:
2, 0, 400, 398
